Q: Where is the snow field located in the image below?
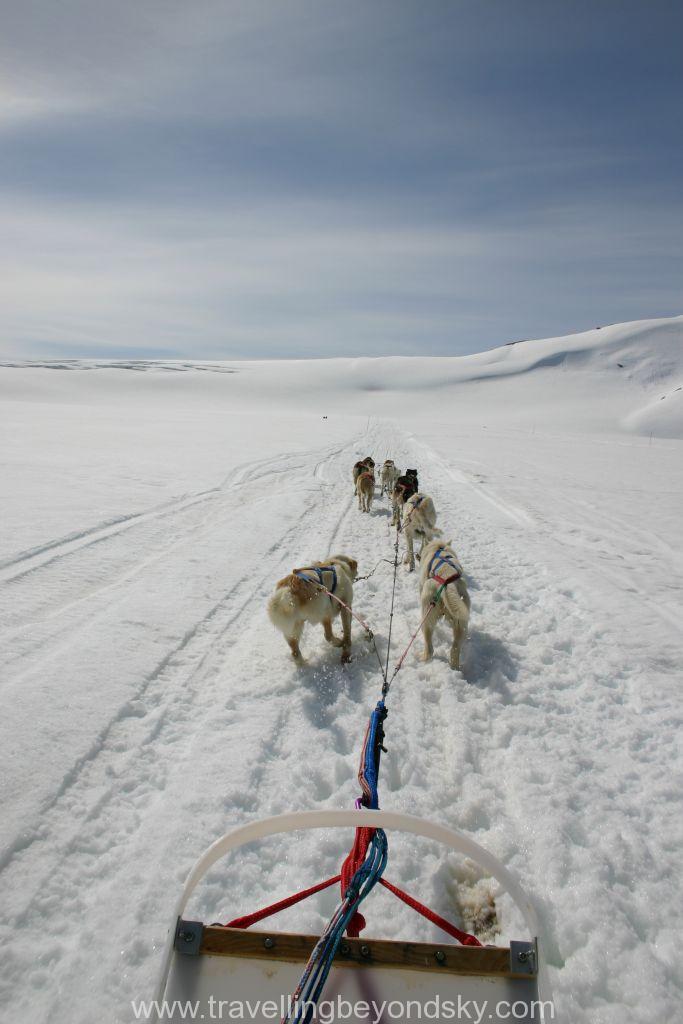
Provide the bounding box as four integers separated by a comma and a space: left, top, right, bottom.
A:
1, 315, 682, 1024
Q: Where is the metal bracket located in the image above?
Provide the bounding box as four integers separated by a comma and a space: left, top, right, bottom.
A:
174, 918, 204, 956
510, 938, 538, 976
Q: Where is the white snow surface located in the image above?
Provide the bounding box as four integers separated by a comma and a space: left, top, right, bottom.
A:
1, 315, 682, 1023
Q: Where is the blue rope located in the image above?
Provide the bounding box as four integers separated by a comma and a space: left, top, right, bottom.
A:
283, 687, 390, 1022
361, 701, 387, 809
284, 829, 388, 1024
282, 699, 389, 1024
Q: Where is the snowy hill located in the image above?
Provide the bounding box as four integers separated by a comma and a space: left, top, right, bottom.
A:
0, 315, 682, 1023
3, 314, 682, 438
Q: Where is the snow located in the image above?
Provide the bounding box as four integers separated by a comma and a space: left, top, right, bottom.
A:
0, 314, 682, 1023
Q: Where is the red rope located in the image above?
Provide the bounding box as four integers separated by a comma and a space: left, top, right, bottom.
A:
225, 874, 341, 929
339, 826, 375, 936
224, 867, 481, 948
379, 878, 481, 946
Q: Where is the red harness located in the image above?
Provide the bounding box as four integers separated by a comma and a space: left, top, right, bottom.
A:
432, 571, 461, 587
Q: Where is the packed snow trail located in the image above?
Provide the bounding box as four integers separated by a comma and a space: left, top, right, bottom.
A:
1, 413, 681, 1024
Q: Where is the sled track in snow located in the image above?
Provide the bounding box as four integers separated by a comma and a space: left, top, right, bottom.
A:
2, 417, 679, 1024
0, 432, 366, 880
0, 441, 354, 587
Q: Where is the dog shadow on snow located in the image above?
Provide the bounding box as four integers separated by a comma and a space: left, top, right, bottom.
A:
463, 628, 517, 701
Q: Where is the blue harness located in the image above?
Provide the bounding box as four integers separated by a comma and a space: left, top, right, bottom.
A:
294, 565, 338, 594
427, 547, 462, 585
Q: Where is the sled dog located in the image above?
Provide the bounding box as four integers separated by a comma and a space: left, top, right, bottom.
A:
356, 470, 375, 513
402, 493, 440, 571
419, 539, 470, 671
268, 554, 358, 665
391, 469, 419, 526
380, 459, 400, 496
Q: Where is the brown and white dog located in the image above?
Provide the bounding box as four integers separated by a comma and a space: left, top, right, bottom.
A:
356, 469, 375, 512
267, 555, 358, 664
419, 539, 470, 671
402, 493, 440, 571
380, 459, 400, 496
391, 469, 419, 526
353, 457, 374, 491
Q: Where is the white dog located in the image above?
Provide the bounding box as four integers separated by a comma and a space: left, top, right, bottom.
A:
267, 554, 358, 664
356, 469, 375, 513
402, 493, 440, 571
380, 459, 400, 496
419, 539, 470, 670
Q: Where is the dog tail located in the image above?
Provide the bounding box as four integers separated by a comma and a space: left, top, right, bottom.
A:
268, 573, 318, 632
441, 579, 471, 625
282, 571, 320, 602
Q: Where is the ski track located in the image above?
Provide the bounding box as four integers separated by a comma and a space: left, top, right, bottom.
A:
0, 419, 680, 1023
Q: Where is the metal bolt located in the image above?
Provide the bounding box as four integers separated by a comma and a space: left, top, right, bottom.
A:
435, 950, 446, 963
360, 944, 371, 958
263, 937, 275, 949
181, 931, 194, 944
340, 943, 351, 956
517, 949, 534, 964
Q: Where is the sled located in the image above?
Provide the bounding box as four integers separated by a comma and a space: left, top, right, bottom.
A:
154, 810, 551, 1023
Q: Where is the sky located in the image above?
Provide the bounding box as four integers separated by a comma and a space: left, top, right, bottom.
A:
0, 0, 682, 360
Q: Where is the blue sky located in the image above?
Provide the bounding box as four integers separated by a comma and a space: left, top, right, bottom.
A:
1, 0, 682, 359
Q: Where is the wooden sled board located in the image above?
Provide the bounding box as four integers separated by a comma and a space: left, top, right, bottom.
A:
198, 925, 531, 978
164, 925, 542, 1023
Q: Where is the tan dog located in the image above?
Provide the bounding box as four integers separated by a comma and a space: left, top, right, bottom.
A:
268, 555, 358, 664
352, 460, 366, 489
356, 470, 375, 512
402, 493, 440, 571
380, 459, 400, 496
419, 539, 470, 670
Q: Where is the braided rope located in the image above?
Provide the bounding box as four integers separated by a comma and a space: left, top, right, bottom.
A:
281, 829, 388, 1024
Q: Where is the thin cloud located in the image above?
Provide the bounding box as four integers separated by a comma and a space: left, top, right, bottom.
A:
0, 0, 681, 358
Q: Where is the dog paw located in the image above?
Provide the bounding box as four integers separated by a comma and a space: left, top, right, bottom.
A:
341, 650, 352, 664
422, 650, 433, 662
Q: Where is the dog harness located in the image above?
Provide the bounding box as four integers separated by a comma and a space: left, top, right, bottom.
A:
294, 565, 338, 595
427, 547, 462, 587
395, 479, 417, 500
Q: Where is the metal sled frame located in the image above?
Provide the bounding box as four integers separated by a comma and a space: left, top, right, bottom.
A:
155, 810, 551, 1023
